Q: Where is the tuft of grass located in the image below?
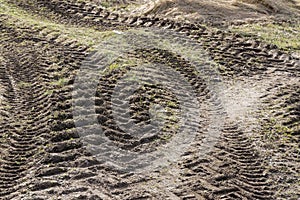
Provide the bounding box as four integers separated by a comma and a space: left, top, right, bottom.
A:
2, 105, 12, 110
17, 81, 32, 88
50, 78, 69, 87
104, 59, 138, 74
44, 90, 54, 96
108, 63, 121, 71
230, 23, 300, 53
261, 115, 297, 144
160, 134, 172, 141
166, 100, 178, 108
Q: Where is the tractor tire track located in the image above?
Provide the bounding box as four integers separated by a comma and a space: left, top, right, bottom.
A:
7, 0, 299, 77
0, 0, 299, 199
0, 17, 99, 199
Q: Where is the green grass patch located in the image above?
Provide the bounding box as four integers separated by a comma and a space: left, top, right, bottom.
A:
103, 59, 138, 74
230, 23, 300, 53
0, 0, 117, 47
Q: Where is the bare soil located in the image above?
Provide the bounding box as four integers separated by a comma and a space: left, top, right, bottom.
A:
0, 0, 299, 199
97, 0, 300, 25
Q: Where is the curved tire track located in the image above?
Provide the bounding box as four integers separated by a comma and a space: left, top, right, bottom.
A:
0, 0, 299, 199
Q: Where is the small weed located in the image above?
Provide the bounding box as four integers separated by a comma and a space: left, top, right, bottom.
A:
161, 134, 172, 141
2, 105, 12, 110
108, 63, 121, 71
50, 78, 69, 87
167, 101, 178, 108
2, 133, 9, 139
17, 81, 31, 88
44, 90, 53, 96
53, 111, 60, 119
100, 1, 112, 8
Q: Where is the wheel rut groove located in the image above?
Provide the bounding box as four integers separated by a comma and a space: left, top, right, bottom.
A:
1, 0, 299, 199
8, 0, 299, 78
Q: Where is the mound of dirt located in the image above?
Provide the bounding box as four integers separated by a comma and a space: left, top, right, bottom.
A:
105, 0, 300, 24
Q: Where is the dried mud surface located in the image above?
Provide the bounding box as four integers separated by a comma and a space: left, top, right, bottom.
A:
0, 0, 299, 199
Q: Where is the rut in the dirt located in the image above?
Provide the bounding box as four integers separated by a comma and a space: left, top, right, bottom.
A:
0, 0, 299, 199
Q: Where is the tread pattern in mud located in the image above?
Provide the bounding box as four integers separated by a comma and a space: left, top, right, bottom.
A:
0, 17, 96, 199
259, 81, 300, 199
8, 0, 299, 78
0, 0, 299, 199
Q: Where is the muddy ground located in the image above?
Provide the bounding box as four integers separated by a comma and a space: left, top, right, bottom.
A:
0, 0, 299, 199
95, 0, 300, 24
